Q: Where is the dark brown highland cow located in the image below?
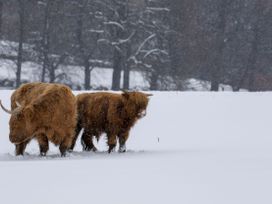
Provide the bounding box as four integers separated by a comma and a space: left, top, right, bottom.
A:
70, 91, 151, 153
0, 82, 77, 156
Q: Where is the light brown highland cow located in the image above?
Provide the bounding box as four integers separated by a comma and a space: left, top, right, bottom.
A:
70, 91, 151, 153
0, 82, 77, 156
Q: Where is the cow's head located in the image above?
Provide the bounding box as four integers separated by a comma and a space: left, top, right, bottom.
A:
122, 91, 152, 119
0, 100, 34, 144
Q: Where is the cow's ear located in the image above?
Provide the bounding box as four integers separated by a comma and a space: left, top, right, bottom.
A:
122, 91, 130, 99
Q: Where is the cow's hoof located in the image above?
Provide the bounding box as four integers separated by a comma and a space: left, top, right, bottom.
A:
40, 152, 46, 157
92, 146, 97, 152
61, 152, 67, 157
68, 149, 73, 153
108, 145, 116, 154
118, 144, 126, 153
83, 145, 95, 152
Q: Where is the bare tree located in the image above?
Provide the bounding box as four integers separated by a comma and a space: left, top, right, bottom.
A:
209, 0, 232, 91
16, 0, 26, 88
246, 1, 266, 91
107, 1, 129, 90
31, 0, 69, 83
33, 0, 53, 82
72, 0, 104, 90
133, 0, 171, 90
40, 0, 53, 82
123, 42, 131, 90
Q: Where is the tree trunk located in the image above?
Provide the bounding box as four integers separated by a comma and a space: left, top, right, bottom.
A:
112, 47, 122, 90
41, 55, 48, 82
16, 0, 25, 88
111, 1, 127, 91
150, 71, 158, 90
168, 34, 180, 77
123, 65, 130, 90
123, 43, 131, 90
0, 0, 3, 39
210, 0, 229, 91
84, 59, 91, 90
76, 0, 92, 90
247, 2, 262, 91
233, 1, 261, 92
49, 65, 55, 83
41, 0, 52, 82
168, 3, 181, 78
210, 76, 220, 91
247, 43, 258, 92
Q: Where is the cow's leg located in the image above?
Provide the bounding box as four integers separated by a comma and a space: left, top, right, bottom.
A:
81, 130, 97, 152
118, 131, 130, 153
36, 134, 49, 156
69, 122, 82, 152
107, 133, 117, 153
59, 136, 73, 157
15, 140, 29, 156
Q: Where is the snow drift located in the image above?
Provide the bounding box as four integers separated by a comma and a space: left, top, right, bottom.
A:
0, 91, 272, 204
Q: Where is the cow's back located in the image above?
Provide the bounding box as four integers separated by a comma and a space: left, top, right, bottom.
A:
11, 82, 44, 110
30, 84, 76, 126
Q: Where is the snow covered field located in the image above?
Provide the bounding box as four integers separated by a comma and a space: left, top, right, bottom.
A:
1, 91, 272, 204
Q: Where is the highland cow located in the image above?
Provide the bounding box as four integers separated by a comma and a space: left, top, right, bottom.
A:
70, 91, 151, 153
0, 82, 77, 156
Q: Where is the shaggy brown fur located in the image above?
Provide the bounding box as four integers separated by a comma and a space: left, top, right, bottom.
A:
70, 91, 151, 153
1, 82, 77, 156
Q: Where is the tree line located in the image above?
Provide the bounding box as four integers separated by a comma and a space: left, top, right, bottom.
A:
0, 0, 272, 91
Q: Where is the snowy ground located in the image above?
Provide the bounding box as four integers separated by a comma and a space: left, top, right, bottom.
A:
1, 91, 272, 204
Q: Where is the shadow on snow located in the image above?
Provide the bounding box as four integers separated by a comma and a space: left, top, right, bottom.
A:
0, 149, 150, 162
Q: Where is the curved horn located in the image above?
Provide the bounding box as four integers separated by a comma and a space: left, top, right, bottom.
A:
146, 93, 153, 97
0, 100, 12, 114
15, 101, 22, 108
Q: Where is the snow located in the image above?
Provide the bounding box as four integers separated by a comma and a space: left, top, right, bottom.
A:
0, 40, 149, 89
186, 78, 234, 91
104, 21, 125, 30
135, 34, 156, 56
0, 59, 149, 89
0, 40, 35, 58
146, 7, 170, 12
0, 91, 272, 204
143, 48, 169, 58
